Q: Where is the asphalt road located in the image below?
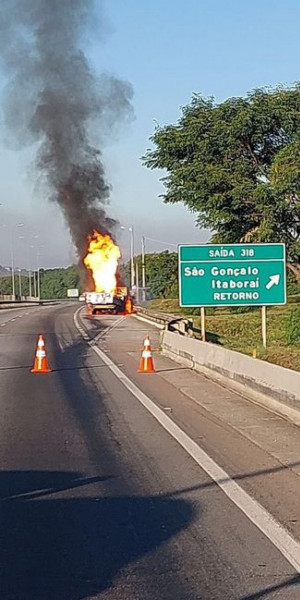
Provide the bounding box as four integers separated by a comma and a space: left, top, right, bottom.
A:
0, 303, 299, 599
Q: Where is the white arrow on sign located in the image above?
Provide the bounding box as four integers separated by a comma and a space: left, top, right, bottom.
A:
266, 274, 280, 290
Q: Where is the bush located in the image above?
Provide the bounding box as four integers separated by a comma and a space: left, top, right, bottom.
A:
181, 306, 216, 316
229, 306, 257, 314
285, 308, 300, 345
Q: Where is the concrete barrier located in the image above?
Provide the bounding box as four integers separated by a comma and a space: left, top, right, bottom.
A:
161, 330, 300, 413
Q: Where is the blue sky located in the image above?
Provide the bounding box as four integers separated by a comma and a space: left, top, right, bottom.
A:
1, 0, 300, 267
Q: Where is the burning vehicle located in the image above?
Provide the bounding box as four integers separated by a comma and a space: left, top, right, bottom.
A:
83, 231, 132, 315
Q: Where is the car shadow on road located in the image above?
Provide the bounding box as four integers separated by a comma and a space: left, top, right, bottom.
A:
0, 469, 195, 600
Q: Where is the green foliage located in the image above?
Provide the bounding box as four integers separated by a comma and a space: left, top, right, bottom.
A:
143, 85, 300, 276
287, 270, 300, 295
144, 251, 178, 298
0, 275, 33, 298
40, 265, 80, 299
285, 307, 300, 345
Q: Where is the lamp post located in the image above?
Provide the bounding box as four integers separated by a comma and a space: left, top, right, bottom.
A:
29, 235, 40, 299
129, 226, 135, 290
27, 244, 32, 299
18, 268, 22, 299
37, 251, 41, 300
121, 225, 135, 290
11, 223, 24, 300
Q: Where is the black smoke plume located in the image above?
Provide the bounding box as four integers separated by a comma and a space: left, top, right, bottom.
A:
0, 0, 133, 257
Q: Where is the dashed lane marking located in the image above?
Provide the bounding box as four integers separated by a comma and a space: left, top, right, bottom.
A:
73, 305, 300, 574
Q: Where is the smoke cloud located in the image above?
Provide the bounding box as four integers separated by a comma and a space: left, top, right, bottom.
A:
0, 0, 133, 257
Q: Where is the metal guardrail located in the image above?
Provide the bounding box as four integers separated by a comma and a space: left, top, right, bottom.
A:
135, 306, 194, 337
0, 299, 68, 308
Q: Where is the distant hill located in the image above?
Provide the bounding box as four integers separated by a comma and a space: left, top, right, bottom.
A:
0, 266, 12, 277
0, 265, 28, 277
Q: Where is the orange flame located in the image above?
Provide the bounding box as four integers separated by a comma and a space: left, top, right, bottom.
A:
84, 231, 121, 294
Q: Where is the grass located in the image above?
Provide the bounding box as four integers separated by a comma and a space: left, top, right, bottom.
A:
149, 298, 300, 371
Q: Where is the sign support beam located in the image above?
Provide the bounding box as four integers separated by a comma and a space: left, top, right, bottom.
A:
200, 307, 206, 342
261, 305, 267, 349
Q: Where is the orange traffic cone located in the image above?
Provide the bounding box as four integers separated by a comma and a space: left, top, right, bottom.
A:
138, 335, 155, 373
31, 334, 52, 373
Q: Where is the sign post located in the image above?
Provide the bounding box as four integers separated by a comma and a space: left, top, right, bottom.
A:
179, 243, 286, 346
200, 306, 206, 342
261, 306, 267, 349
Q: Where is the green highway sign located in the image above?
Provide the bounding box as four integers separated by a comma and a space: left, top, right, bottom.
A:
179, 243, 286, 307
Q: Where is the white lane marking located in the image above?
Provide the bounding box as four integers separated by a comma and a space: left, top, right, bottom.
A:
91, 315, 126, 344
57, 338, 64, 351
74, 306, 300, 573
10, 319, 16, 322
1, 323, 6, 327
74, 308, 89, 341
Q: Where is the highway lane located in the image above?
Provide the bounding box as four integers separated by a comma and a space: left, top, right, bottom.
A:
0, 304, 44, 327
0, 303, 299, 599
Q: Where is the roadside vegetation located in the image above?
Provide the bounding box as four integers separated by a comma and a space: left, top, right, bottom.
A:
149, 297, 300, 372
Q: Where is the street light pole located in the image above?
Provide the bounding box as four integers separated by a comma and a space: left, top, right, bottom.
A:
141, 236, 146, 301
135, 260, 139, 304
11, 223, 24, 300
28, 269, 32, 298
129, 225, 135, 290
121, 225, 135, 290
36, 251, 40, 300
29, 235, 40, 299
33, 270, 37, 297
18, 268, 22, 298
11, 246, 15, 301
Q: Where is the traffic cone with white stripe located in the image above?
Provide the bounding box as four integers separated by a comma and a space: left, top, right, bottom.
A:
31, 334, 52, 373
138, 335, 155, 373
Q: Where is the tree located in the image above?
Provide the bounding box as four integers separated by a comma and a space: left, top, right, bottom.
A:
40, 265, 80, 298
143, 86, 300, 277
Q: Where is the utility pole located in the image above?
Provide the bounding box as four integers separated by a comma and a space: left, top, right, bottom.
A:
141, 236, 146, 302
